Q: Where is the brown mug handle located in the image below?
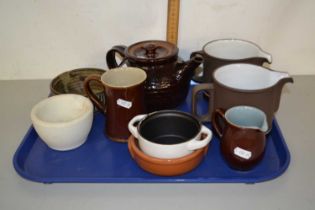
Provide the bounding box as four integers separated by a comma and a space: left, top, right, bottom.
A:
211, 108, 227, 138
190, 50, 205, 81
191, 83, 214, 122
83, 75, 106, 113
106, 45, 127, 69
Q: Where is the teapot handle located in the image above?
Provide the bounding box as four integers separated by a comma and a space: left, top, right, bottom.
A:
191, 83, 214, 122
211, 108, 227, 138
106, 45, 127, 69
83, 75, 106, 114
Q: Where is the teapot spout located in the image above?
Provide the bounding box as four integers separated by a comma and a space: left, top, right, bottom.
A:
176, 54, 203, 81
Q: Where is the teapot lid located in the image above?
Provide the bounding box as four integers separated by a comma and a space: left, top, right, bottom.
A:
126, 40, 178, 63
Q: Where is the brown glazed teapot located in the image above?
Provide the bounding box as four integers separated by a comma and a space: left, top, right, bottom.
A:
106, 40, 202, 111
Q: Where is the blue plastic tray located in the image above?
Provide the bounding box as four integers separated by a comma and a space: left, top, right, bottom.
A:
13, 87, 290, 183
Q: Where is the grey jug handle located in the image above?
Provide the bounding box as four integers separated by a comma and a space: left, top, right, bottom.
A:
190, 51, 204, 82
106, 45, 127, 69
191, 83, 214, 122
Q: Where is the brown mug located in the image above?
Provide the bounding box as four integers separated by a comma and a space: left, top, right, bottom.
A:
84, 67, 147, 142
212, 106, 268, 170
190, 39, 272, 83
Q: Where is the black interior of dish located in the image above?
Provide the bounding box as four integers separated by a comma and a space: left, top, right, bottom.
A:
139, 112, 200, 145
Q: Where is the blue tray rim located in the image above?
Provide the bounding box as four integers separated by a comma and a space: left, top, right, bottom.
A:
13, 119, 290, 184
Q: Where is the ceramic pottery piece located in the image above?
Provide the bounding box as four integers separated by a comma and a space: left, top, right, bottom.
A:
128, 135, 208, 176
192, 63, 293, 131
212, 106, 268, 170
50, 68, 106, 98
106, 40, 202, 111
30, 94, 94, 151
128, 110, 212, 159
84, 67, 147, 142
190, 39, 272, 83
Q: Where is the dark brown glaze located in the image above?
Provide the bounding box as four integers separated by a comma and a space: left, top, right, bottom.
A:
191, 68, 293, 131
84, 75, 146, 142
106, 45, 127, 68
128, 135, 208, 176
83, 75, 105, 112
212, 109, 266, 171
105, 84, 146, 142
142, 55, 202, 111
106, 40, 202, 112
190, 50, 270, 83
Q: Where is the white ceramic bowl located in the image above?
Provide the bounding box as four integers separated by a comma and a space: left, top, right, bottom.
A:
31, 94, 94, 151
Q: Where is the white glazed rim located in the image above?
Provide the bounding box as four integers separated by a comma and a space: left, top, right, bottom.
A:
202, 38, 269, 61
137, 111, 202, 147
225, 105, 268, 131
101, 67, 147, 88
139, 134, 198, 147
31, 94, 93, 127
213, 63, 284, 91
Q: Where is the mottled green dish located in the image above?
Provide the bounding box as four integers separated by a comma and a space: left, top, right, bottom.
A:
50, 68, 106, 96
50, 68, 106, 110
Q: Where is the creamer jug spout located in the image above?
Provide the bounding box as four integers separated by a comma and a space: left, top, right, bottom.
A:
258, 50, 272, 64
273, 71, 294, 88
271, 70, 294, 112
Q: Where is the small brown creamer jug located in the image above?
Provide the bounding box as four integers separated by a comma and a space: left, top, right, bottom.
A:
212, 106, 268, 171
